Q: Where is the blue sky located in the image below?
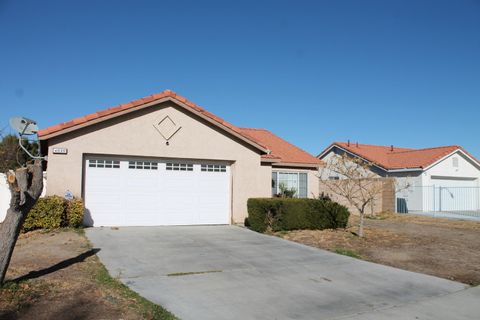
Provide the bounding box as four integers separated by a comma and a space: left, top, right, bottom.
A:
1, 0, 479, 157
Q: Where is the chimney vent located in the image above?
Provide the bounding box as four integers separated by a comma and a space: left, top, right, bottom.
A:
356, 141, 359, 147
347, 140, 350, 147
390, 145, 394, 151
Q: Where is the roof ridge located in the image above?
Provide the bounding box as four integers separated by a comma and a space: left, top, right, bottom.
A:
239, 127, 269, 131
336, 141, 414, 150
390, 145, 460, 155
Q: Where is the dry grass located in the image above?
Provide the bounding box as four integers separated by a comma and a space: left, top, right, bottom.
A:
0, 229, 177, 320
279, 213, 480, 285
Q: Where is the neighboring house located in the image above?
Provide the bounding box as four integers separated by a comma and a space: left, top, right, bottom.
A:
318, 142, 480, 214
38, 90, 321, 227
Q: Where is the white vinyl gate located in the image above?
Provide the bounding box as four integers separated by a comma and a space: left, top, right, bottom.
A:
84, 158, 231, 226
396, 178, 480, 219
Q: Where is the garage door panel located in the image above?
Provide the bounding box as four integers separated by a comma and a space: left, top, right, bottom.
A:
85, 162, 126, 226
85, 158, 230, 226
196, 172, 230, 224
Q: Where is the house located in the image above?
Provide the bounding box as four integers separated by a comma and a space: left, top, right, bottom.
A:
38, 90, 321, 227
318, 142, 480, 214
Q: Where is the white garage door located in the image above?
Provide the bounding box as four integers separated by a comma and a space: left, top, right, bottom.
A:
84, 158, 231, 226
431, 176, 479, 211
431, 176, 478, 188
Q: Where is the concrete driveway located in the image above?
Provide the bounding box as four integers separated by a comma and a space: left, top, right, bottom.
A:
87, 226, 471, 320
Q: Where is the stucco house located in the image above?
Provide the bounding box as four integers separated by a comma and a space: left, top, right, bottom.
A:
37, 90, 321, 227
318, 142, 480, 214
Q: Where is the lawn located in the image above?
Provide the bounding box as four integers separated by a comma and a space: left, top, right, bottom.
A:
0, 229, 177, 320
278, 213, 480, 285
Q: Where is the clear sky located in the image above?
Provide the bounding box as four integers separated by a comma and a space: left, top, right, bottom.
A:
1, 0, 479, 157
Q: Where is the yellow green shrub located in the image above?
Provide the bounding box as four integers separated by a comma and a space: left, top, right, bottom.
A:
23, 196, 85, 232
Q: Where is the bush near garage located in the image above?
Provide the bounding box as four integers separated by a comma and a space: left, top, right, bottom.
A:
22, 196, 85, 232
65, 198, 85, 228
246, 198, 349, 233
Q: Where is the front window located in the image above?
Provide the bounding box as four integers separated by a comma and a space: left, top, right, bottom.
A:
272, 171, 307, 198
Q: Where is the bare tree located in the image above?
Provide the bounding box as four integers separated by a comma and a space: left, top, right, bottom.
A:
0, 160, 43, 285
319, 154, 385, 237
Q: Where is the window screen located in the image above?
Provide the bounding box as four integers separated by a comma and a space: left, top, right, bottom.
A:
452, 157, 459, 168
272, 172, 278, 196
298, 173, 307, 198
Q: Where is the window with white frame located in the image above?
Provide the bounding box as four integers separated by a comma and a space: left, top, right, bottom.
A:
201, 164, 226, 172
272, 171, 307, 198
89, 159, 120, 168
166, 162, 193, 171
128, 161, 158, 170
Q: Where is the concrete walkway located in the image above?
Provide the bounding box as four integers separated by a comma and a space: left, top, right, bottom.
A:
86, 226, 474, 320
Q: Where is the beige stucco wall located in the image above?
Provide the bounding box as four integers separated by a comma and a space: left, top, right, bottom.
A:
43, 101, 317, 224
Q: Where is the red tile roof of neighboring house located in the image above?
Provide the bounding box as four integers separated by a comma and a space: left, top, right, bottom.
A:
323, 142, 474, 170
38, 90, 321, 166
239, 128, 322, 165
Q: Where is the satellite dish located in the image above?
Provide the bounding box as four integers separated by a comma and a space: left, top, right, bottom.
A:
9, 117, 39, 135
8, 116, 46, 161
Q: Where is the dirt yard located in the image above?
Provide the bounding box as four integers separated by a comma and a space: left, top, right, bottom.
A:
280, 213, 480, 285
0, 229, 176, 320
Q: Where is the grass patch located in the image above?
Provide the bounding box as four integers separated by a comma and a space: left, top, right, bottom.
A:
167, 270, 222, 277
0, 280, 53, 316
93, 261, 177, 320
72, 227, 85, 236
334, 248, 362, 259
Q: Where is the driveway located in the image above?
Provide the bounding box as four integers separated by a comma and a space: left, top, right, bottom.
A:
87, 226, 470, 320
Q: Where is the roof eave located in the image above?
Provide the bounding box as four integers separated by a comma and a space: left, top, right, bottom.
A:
261, 158, 281, 163
272, 162, 321, 169
386, 167, 424, 173
316, 143, 336, 159
422, 148, 480, 171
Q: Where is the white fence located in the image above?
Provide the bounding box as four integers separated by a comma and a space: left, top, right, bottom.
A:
0, 173, 47, 223
396, 185, 480, 219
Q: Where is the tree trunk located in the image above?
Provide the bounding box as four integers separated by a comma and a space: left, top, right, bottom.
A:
358, 211, 365, 237
0, 160, 43, 285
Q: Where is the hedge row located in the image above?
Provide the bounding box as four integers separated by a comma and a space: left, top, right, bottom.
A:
246, 198, 349, 233
23, 196, 85, 232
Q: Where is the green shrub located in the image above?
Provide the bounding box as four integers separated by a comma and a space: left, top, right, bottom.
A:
23, 196, 65, 232
308, 199, 350, 229
66, 198, 85, 228
247, 198, 350, 233
23, 196, 85, 232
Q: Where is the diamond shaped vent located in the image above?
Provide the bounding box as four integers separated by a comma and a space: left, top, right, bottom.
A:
154, 115, 181, 140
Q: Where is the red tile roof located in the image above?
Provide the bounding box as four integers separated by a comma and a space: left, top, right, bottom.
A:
324, 142, 472, 170
38, 90, 321, 166
38, 90, 268, 149
240, 128, 321, 165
